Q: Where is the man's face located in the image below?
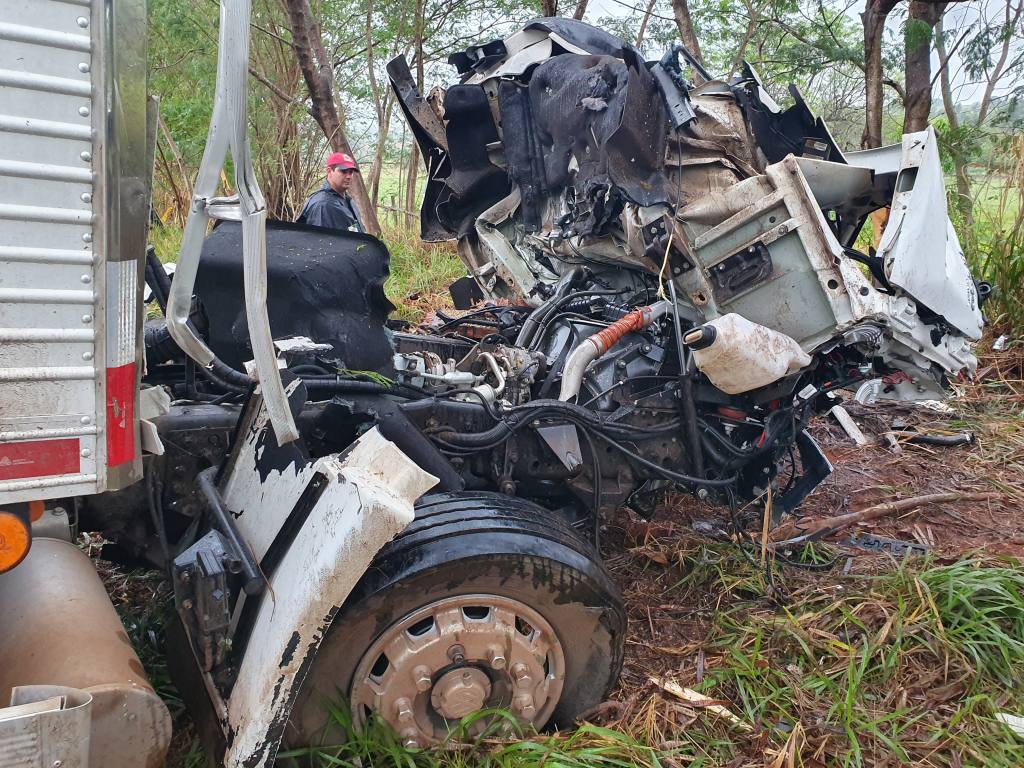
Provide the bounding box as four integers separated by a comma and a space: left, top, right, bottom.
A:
327, 165, 355, 195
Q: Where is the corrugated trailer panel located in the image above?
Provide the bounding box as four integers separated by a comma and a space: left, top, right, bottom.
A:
0, 0, 147, 503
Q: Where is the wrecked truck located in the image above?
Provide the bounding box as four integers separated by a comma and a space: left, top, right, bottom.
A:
0, 7, 988, 765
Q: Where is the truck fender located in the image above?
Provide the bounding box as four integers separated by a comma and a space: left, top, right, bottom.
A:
221, 427, 439, 768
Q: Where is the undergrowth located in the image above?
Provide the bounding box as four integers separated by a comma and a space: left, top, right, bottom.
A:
379, 221, 463, 323
615, 533, 1024, 768
279, 706, 665, 768
263, 544, 1024, 768
960, 134, 1024, 335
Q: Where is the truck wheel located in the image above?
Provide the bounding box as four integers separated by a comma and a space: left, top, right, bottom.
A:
288, 491, 625, 747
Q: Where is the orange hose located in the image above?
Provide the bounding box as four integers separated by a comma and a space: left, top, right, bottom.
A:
590, 306, 653, 354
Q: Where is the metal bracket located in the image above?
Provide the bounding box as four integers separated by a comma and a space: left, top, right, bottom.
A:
774, 430, 833, 521
164, 0, 298, 445
172, 530, 235, 672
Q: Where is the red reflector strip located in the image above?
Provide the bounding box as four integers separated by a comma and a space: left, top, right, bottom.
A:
0, 439, 80, 481
106, 362, 136, 467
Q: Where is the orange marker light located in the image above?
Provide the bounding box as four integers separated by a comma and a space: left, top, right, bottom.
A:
0, 510, 31, 573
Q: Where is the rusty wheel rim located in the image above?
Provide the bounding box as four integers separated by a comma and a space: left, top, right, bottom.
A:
349, 593, 566, 746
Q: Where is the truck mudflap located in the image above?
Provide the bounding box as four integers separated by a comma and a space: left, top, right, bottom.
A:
169, 381, 439, 768
0, 537, 172, 768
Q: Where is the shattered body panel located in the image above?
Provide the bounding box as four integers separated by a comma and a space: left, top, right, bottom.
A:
389, 19, 982, 395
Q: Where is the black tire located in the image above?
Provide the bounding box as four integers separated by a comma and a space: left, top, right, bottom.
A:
288, 491, 626, 744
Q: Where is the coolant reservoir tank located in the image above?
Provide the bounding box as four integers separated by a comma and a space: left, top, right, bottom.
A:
684, 313, 811, 394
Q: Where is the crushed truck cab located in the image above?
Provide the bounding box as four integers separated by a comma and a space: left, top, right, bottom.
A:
0, 11, 989, 768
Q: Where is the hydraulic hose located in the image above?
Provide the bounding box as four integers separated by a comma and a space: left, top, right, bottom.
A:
301, 377, 427, 399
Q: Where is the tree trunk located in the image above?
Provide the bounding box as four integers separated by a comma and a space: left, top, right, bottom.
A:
671, 0, 704, 68
540, 0, 558, 16
572, 0, 588, 19
636, 0, 658, 46
904, 0, 945, 134
155, 113, 191, 226
403, 0, 424, 229
364, 0, 387, 213
282, 0, 381, 235
727, 0, 757, 80
860, 0, 898, 150
368, 93, 394, 207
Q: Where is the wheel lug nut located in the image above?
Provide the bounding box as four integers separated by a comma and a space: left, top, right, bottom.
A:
487, 646, 506, 670
511, 662, 531, 687
401, 728, 420, 749
413, 665, 432, 691
513, 693, 536, 719
447, 644, 466, 664
395, 697, 414, 721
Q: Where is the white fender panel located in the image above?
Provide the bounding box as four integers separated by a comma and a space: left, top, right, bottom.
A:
222, 428, 438, 768
876, 128, 983, 340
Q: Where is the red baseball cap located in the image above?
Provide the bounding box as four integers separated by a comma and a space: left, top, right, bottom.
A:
326, 151, 358, 171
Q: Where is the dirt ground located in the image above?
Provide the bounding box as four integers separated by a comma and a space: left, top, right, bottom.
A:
596, 344, 1024, 763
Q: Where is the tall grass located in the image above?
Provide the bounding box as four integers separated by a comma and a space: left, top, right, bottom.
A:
628, 533, 1024, 767
379, 222, 464, 322
913, 559, 1024, 685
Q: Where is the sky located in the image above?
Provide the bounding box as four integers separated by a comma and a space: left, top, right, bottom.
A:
577, 0, 1023, 106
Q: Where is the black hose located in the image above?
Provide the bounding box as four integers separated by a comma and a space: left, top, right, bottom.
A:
434, 420, 515, 448
591, 430, 738, 488
515, 266, 585, 348
904, 432, 974, 447
145, 244, 172, 313
666, 283, 704, 478
433, 399, 684, 451
302, 377, 426, 399
698, 419, 754, 458
144, 321, 182, 365
699, 433, 732, 469
196, 467, 264, 596
289, 364, 332, 376
145, 469, 171, 571
200, 360, 252, 394
527, 290, 631, 352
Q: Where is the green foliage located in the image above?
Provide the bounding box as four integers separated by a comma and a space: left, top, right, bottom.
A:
955, 135, 1024, 334
912, 559, 1024, 685
904, 17, 934, 53
149, 222, 183, 265
689, 548, 1024, 767
380, 222, 465, 322
278, 702, 665, 768
148, 0, 217, 165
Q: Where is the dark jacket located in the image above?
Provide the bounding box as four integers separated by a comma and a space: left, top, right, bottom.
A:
297, 183, 365, 233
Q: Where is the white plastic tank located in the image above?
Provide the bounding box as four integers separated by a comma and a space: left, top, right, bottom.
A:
684, 313, 811, 394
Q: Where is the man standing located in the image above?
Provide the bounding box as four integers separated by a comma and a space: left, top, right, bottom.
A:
297, 152, 365, 233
